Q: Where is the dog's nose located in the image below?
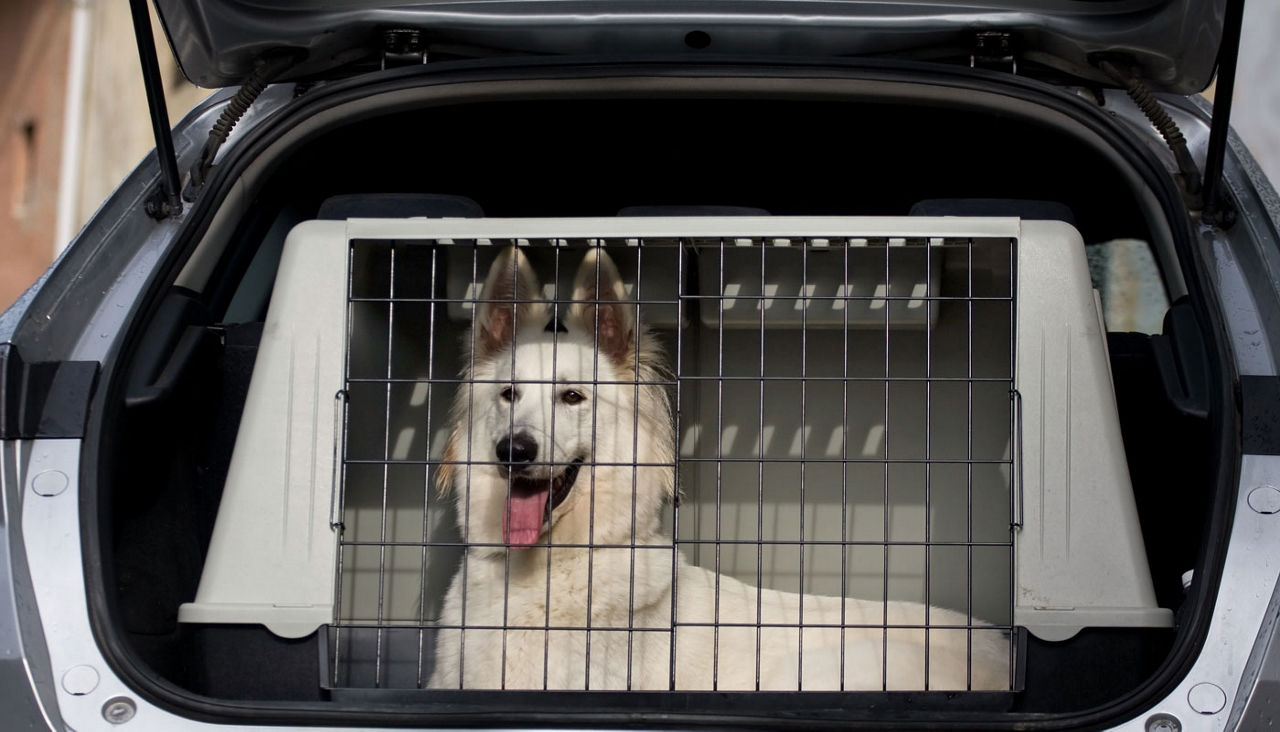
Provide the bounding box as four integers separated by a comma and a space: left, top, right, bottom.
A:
496, 434, 538, 468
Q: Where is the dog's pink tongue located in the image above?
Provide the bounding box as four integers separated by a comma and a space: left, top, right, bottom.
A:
503, 487, 548, 548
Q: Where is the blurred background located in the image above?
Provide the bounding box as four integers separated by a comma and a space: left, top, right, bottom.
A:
1, 1, 1277, 312
1, 1, 210, 308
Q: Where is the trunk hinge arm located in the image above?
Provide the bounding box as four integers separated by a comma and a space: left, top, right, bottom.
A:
1201, 0, 1246, 229
128, 0, 183, 219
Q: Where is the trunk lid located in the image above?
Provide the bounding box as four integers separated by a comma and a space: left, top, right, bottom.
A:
153, 0, 1229, 92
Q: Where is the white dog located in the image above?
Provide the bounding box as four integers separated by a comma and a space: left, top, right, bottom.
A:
428, 246, 1009, 691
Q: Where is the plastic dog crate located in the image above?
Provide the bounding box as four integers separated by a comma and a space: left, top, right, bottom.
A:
178, 216, 1171, 690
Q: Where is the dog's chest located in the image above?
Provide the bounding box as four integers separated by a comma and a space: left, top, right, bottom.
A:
441, 548, 676, 690
464, 547, 674, 628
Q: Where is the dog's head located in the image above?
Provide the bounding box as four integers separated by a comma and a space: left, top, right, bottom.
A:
439, 246, 673, 553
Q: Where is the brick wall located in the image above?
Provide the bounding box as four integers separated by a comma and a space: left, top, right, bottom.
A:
0, 1, 210, 312
0, 1, 70, 309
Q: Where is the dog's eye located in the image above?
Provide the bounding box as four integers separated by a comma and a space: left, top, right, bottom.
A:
560, 389, 586, 405
499, 387, 517, 402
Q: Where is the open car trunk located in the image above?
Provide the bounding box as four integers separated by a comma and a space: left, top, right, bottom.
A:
93, 65, 1224, 726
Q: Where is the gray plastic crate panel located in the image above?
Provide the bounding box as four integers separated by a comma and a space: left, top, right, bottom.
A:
178, 217, 1167, 660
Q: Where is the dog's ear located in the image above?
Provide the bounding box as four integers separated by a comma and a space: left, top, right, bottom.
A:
568, 248, 634, 366
476, 246, 545, 356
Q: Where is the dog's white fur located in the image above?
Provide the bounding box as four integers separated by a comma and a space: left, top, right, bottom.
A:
428, 247, 1009, 691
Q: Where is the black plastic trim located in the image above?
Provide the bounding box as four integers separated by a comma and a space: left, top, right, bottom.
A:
0, 343, 98, 439
122, 289, 215, 409
77, 57, 1239, 729
1241, 376, 1280, 455
1151, 298, 1212, 419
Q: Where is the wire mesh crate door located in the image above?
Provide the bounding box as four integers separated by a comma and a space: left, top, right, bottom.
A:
332, 231, 1016, 693
335, 239, 462, 689
675, 236, 1014, 691
426, 240, 684, 691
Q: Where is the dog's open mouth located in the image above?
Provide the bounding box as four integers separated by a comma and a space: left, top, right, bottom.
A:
502, 459, 583, 548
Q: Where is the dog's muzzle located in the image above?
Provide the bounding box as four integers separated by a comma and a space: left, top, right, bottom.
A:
496, 433, 538, 468
502, 458, 583, 548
